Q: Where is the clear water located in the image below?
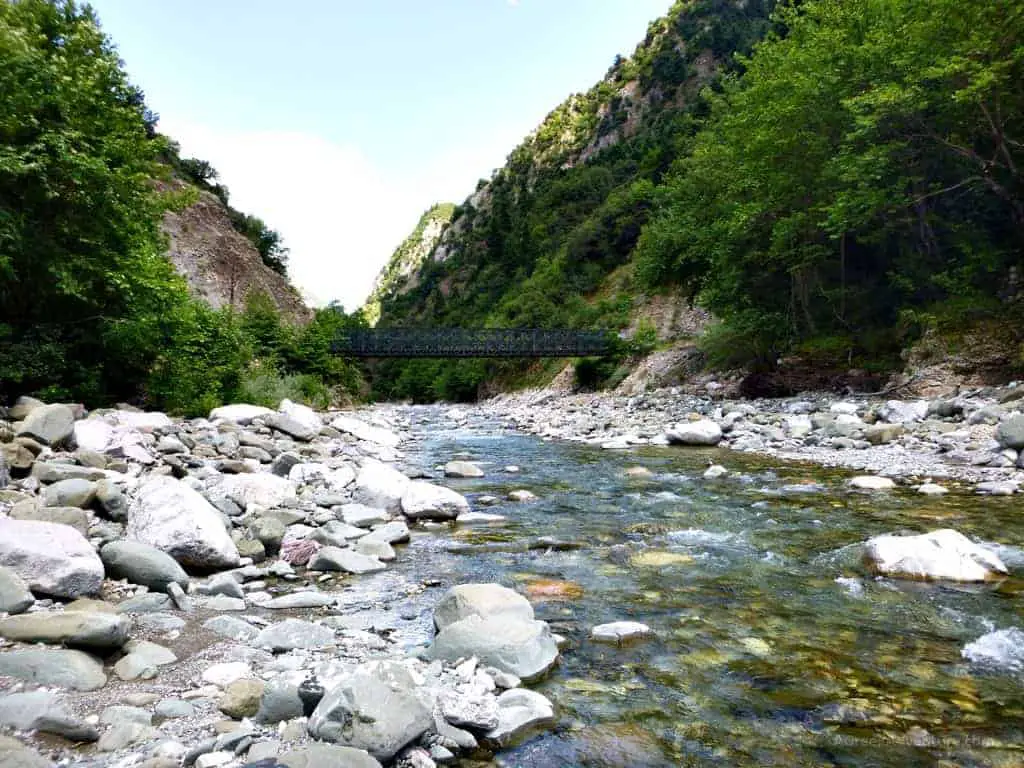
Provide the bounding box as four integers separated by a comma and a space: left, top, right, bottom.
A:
391, 408, 1024, 767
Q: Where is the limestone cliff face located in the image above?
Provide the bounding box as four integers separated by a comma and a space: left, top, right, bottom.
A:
162, 190, 312, 323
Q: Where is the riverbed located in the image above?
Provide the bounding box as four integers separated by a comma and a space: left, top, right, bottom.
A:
394, 405, 1024, 767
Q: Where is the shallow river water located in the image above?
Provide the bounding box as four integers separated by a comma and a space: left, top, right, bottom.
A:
390, 407, 1024, 767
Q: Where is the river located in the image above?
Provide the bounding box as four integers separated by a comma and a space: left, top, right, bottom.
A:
386, 405, 1024, 767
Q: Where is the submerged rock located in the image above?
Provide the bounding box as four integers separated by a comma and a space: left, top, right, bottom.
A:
863, 529, 1007, 582
849, 475, 896, 491
590, 621, 653, 644
444, 460, 484, 478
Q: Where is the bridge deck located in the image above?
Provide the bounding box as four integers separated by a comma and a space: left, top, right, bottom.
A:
334, 328, 609, 358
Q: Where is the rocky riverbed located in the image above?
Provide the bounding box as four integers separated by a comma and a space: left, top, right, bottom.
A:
2, 388, 1024, 767
482, 382, 1024, 492
0, 398, 564, 768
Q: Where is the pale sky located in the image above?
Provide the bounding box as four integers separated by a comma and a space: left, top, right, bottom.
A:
90, 1, 671, 310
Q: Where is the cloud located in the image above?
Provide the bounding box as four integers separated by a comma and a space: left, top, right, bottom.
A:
158, 116, 524, 313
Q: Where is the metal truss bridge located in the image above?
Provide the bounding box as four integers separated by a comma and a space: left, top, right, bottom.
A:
334, 328, 609, 358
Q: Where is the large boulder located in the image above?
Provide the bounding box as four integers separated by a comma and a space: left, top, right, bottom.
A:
666, 420, 723, 446
209, 404, 274, 424
996, 414, 1024, 450
427, 615, 559, 682
127, 475, 239, 570
265, 399, 322, 442
72, 419, 116, 453
0, 648, 106, 691
400, 481, 469, 521
879, 400, 929, 424
100, 541, 189, 591
433, 583, 534, 631
330, 415, 401, 448
308, 661, 432, 762
0, 518, 103, 597
353, 460, 410, 514
863, 529, 1007, 582
17, 404, 75, 448
0, 612, 129, 650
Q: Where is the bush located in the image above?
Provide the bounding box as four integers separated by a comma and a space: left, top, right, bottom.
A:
237, 370, 332, 410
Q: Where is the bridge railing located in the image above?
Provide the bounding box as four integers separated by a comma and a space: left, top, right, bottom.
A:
333, 328, 610, 358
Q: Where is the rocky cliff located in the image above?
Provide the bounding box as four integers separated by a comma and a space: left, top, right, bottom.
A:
162, 189, 312, 324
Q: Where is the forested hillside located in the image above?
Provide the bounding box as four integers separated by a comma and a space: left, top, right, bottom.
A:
0, 0, 364, 413
371, 0, 1024, 401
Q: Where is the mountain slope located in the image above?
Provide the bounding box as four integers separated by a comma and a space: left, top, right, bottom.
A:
369, 0, 777, 400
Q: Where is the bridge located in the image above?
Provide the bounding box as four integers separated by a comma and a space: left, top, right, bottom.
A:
333, 328, 610, 358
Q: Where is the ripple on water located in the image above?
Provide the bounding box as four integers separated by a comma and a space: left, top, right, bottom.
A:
962, 627, 1024, 673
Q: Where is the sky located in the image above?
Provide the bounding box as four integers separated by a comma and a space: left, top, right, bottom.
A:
89, 0, 672, 311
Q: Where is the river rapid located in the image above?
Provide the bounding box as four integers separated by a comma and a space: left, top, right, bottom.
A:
391, 405, 1024, 768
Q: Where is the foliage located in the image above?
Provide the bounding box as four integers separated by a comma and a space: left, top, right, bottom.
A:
371, 0, 779, 401
0, 1, 361, 412
637, 0, 1024, 371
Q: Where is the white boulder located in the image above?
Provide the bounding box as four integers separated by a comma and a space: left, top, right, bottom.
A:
0, 518, 104, 598
863, 529, 1007, 582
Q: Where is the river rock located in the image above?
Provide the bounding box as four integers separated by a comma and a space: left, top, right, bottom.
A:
863, 529, 1007, 582
849, 475, 896, 491
0, 648, 106, 690
483, 688, 556, 748
330, 415, 401, 448
434, 583, 535, 630
17, 404, 75, 447
996, 414, 1024, 450
0, 518, 103, 597
363, 520, 409, 545
264, 591, 336, 610
101, 541, 190, 591
340, 503, 390, 528
278, 744, 383, 768
210, 404, 275, 424
309, 546, 386, 574
439, 689, 500, 730
0, 611, 129, 650
9, 502, 89, 534
666, 420, 722, 446
879, 400, 928, 424
0, 690, 98, 741
507, 489, 537, 502
255, 679, 305, 724
0, 567, 34, 614
917, 482, 949, 496
256, 619, 336, 652
864, 423, 904, 445
355, 537, 395, 561
590, 621, 653, 644
401, 481, 469, 521
308, 661, 432, 762
353, 460, 410, 513
427, 615, 559, 682
127, 475, 239, 569
443, 461, 484, 478
203, 615, 260, 642
977, 480, 1019, 496
219, 678, 265, 719
31, 462, 105, 483
41, 477, 96, 508
217, 473, 297, 510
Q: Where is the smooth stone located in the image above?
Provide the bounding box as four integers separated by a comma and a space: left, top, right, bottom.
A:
339, 503, 390, 528
666, 419, 722, 446
434, 583, 534, 630
255, 680, 305, 724
864, 529, 1008, 582
0, 734, 53, 768
219, 678, 265, 719
216, 473, 298, 510
400, 481, 469, 521
117, 592, 173, 613
330, 415, 401, 448
101, 541, 190, 591
849, 475, 897, 490
352, 460, 410, 514
308, 546, 386, 575
17, 404, 75, 447
507, 489, 537, 502
456, 511, 507, 524
590, 621, 653, 644
263, 592, 336, 610
0, 648, 106, 690
917, 482, 949, 495
98, 722, 156, 751
354, 537, 395, 561
996, 414, 1024, 450
0, 611, 129, 649
363, 520, 409, 545
210, 404, 275, 424
155, 699, 195, 718
41, 478, 96, 508
443, 460, 484, 478
203, 661, 252, 688
9, 503, 89, 534
100, 705, 152, 726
